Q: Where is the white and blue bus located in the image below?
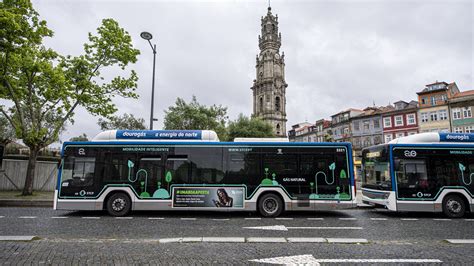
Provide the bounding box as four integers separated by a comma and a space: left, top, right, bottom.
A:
362, 132, 474, 218
54, 130, 356, 217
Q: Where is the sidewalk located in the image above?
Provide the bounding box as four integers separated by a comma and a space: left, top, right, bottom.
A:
0, 191, 54, 207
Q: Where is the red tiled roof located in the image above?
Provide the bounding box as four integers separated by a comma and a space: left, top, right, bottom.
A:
453, 90, 474, 98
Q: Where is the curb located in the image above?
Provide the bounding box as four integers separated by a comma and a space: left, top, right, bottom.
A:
0, 200, 53, 208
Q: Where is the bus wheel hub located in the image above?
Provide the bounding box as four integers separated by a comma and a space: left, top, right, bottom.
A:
112, 198, 126, 211
447, 199, 460, 213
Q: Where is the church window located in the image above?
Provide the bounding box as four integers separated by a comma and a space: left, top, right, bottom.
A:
259, 97, 263, 112
275, 97, 281, 111
276, 124, 281, 135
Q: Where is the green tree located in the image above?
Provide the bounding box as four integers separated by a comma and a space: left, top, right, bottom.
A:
163, 96, 228, 139
0, 113, 16, 145
69, 133, 89, 142
0, 1, 140, 195
226, 114, 274, 141
97, 113, 146, 130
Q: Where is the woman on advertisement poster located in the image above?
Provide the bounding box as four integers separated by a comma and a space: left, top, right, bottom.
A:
213, 189, 233, 207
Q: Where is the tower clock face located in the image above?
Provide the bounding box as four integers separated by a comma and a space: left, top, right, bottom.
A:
274, 53, 280, 59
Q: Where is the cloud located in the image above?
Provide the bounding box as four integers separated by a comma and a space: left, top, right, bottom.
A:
28, 0, 471, 143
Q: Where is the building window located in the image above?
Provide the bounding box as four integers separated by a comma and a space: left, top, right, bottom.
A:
374, 119, 380, 128
420, 112, 428, 123
275, 97, 281, 111
396, 133, 405, 139
343, 127, 349, 135
463, 107, 472, 118
354, 121, 360, 131
276, 124, 281, 135
454, 127, 463, 133
441, 95, 447, 102
465, 126, 474, 133
452, 108, 461, 120
383, 117, 391, 128
430, 112, 438, 121
363, 120, 370, 130
394, 115, 404, 126
384, 134, 392, 143
431, 96, 436, 106
259, 97, 263, 113
407, 113, 416, 125
438, 110, 447, 120
408, 132, 416, 136
421, 97, 427, 105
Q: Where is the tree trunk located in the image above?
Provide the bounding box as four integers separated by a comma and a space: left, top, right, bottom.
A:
22, 147, 39, 196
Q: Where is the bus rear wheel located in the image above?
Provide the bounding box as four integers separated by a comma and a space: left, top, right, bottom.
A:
258, 193, 283, 217
442, 195, 465, 218
106, 192, 131, 216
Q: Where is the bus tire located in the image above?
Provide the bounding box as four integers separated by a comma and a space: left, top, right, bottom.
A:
258, 193, 283, 217
442, 194, 465, 218
106, 192, 131, 217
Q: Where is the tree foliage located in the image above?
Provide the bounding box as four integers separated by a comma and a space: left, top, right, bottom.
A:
226, 114, 274, 141
98, 113, 146, 130
163, 96, 228, 139
69, 133, 89, 142
0, 0, 140, 195
0, 113, 16, 145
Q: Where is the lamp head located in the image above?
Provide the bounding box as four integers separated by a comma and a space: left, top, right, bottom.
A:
140, 31, 153, 41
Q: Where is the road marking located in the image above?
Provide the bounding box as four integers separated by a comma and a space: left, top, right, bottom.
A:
307, 218, 324, 220
275, 217, 293, 220
159, 238, 182, 243
0, 236, 38, 241
433, 218, 451, 221
244, 225, 363, 231
115, 217, 133, 220
212, 219, 229, 221
51, 217, 68, 219
202, 237, 245, 243
148, 217, 164, 220
247, 237, 287, 243
250, 254, 319, 264
465, 219, 474, 221
370, 218, 388, 221
180, 218, 196, 221
326, 238, 368, 243
286, 238, 326, 243
245, 218, 261, 220
18, 216, 37, 219
446, 239, 474, 244
250, 255, 440, 264
401, 218, 418, 221
314, 259, 442, 263
0, 216, 4, 218
339, 218, 357, 220
82, 217, 100, 219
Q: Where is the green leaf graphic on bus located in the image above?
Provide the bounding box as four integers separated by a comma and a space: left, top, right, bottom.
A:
261, 167, 278, 186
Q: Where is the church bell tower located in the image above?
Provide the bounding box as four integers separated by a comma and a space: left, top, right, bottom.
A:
251, 6, 287, 137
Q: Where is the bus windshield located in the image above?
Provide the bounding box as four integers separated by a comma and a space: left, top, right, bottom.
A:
362, 145, 392, 191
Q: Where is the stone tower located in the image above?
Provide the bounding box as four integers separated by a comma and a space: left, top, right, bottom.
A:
251, 6, 288, 137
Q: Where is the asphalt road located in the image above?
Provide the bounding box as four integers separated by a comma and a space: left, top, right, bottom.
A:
0, 207, 473, 264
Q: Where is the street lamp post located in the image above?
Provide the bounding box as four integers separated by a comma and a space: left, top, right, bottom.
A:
140, 31, 157, 130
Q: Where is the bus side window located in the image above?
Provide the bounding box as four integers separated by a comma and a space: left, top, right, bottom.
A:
166, 156, 189, 184
400, 160, 427, 189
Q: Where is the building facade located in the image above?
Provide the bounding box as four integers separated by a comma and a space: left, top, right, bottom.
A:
314, 119, 332, 142
251, 7, 288, 137
449, 90, 474, 133
417, 81, 459, 133
330, 109, 363, 142
382, 100, 419, 143
288, 122, 314, 142
351, 107, 384, 156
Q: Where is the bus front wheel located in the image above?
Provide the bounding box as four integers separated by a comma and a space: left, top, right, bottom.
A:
106, 192, 131, 216
258, 193, 283, 217
442, 195, 465, 218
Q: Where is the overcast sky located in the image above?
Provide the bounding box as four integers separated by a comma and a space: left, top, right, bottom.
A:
30, 0, 472, 143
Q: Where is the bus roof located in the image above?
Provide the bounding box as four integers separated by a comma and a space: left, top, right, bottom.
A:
92, 130, 219, 142
388, 132, 474, 144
